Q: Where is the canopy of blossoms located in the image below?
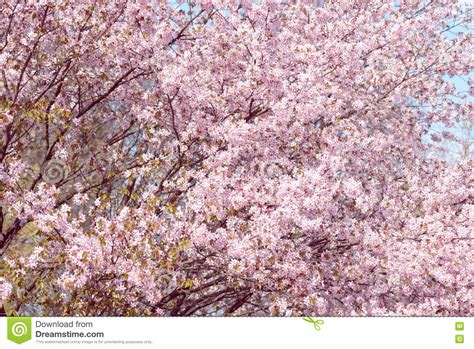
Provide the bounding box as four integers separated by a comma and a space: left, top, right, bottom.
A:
0, 0, 472, 316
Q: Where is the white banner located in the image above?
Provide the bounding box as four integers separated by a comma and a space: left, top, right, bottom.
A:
0, 317, 470, 348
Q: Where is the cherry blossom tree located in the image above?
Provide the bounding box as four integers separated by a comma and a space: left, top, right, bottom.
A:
0, 0, 472, 316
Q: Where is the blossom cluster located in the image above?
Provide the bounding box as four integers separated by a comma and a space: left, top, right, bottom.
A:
0, 0, 472, 316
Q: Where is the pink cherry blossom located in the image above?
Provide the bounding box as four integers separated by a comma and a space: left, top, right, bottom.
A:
0, 0, 472, 316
